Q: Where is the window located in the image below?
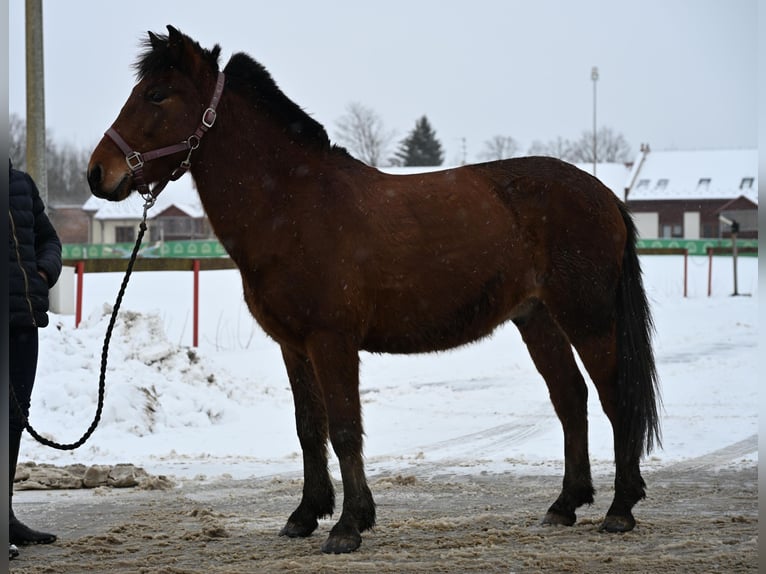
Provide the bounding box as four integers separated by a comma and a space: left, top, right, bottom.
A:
636, 179, 650, 190
150, 217, 208, 241
660, 223, 684, 238
697, 178, 711, 191
701, 223, 717, 238
740, 177, 754, 189
655, 179, 669, 190
115, 226, 135, 243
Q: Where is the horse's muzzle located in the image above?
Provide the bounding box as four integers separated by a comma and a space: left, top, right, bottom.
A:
86, 163, 104, 193
87, 163, 130, 201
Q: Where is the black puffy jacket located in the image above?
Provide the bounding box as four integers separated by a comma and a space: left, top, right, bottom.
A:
9, 161, 62, 328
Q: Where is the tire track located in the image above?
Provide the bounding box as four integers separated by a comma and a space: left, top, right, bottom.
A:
651, 434, 757, 475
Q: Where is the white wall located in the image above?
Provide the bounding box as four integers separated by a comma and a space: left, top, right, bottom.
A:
683, 211, 700, 239
90, 219, 140, 243
49, 265, 74, 314
633, 212, 658, 239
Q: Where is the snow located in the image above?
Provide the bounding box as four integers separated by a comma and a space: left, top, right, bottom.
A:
21, 255, 758, 483
626, 148, 758, 203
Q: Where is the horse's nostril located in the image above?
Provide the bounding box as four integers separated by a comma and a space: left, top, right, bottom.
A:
87, 164, 103, 191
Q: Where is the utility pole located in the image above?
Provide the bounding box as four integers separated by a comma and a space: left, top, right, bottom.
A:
591, 66, 598, 177
26, 0, 47, 204
731, 220, 740, 296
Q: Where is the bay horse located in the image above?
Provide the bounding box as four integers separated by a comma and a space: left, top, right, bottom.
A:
87, 26, 661, 554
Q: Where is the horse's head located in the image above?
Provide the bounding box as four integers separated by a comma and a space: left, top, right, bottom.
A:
87, 25, 223, 201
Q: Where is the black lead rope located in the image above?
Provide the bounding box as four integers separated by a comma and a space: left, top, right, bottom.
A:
11, 197, 154, 450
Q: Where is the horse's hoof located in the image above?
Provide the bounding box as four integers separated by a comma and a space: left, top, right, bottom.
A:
542, 510, 576, 527
599, 514, 636, 533
320, 531, 361, 554
279, 519, 317, 538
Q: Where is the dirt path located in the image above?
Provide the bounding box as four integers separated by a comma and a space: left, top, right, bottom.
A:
9, 465, 757, 573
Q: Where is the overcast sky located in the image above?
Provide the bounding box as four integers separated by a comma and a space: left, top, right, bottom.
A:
9, 0, 757, 165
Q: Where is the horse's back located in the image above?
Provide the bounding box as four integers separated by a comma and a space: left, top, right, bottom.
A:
471, 156, 627, 264
473, 156, 622, 220
352, 156, 625, 353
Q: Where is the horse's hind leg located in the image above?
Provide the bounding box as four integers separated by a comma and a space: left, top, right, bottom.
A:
514, 302, 595, 526
279, 347, 335, 538
572, 332, 646, 532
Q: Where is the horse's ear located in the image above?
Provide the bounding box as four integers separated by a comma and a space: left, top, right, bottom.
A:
164, 25, 186, 65
167, 25, 183, 44
148, 31, 164, 50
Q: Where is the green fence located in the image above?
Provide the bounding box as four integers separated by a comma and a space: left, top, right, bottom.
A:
635, 238, 757, 256
63, 238, 757, 260
62, 240, 229, 260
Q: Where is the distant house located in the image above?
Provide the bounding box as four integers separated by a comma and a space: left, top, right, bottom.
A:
48, 203, 91, 244
81, 176, 214, 244
624, 146, 757, 239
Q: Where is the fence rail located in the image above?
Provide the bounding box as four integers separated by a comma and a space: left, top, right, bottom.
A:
65, 257, 238, 273
64, 258, 238, 346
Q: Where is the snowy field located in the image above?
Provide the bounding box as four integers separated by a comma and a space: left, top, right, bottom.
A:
22, 254, 758, 482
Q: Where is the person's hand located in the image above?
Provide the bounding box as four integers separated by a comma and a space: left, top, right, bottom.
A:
38, 270, 49, 283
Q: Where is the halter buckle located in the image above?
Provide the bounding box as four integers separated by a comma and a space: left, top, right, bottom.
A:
202, 107, 217, 128
126, 151, 144, 171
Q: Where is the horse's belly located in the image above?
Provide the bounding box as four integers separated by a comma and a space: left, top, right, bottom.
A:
361, 273, 523, 354
361, 322, 497, 354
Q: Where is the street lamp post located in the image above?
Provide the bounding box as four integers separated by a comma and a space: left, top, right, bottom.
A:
591, 66, 599, 177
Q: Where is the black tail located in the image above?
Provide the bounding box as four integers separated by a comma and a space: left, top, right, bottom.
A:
615, 202, 662, 459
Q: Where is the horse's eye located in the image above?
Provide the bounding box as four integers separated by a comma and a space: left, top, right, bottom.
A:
147, 89, 167, 103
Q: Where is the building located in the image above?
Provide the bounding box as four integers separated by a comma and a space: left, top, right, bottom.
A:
48, 203, 91, 244
81, 176, 213, 244
624, 146, 757, 239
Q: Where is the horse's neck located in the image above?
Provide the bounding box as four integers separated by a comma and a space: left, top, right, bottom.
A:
189, 128, 336, 263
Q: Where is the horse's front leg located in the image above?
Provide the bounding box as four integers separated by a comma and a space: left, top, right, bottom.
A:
306, 332, 375, 554
279, 346, 335, 538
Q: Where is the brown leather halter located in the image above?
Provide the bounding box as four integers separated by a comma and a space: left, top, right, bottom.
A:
105, 71, 225, 199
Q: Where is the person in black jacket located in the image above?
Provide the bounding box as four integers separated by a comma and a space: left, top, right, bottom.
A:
8, 159, 62, 550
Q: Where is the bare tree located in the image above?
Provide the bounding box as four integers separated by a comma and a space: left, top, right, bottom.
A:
478, 135, 519, 161
527, 128, 631, 163
45, 141, 92, 205
334, 102, 396, 167
9, 113, 91, 204
10, 113, 27, 168
567, 127, 632, 163
527, 136, 572, 159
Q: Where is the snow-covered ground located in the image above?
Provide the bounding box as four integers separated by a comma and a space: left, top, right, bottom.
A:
22, 255, 758, 481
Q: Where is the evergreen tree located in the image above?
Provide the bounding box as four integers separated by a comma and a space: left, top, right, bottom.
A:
393, 116, 444, 166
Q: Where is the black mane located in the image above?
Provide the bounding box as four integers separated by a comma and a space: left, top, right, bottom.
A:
134, 30, 333, 151
223, 52, 332, 150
